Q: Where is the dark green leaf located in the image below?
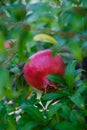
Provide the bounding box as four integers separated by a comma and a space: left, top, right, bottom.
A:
20, 104, 43, 121
42, 91, 69, 101
70, 110, 86, 128
47, 74, 66, 85
76, 81, 87, 94
47, 103, 61, 120
70, 93, 85, 108
6, 116, 17, 130
61, 104, 71, 119
18, 121, 38, 130
64, 61, 76, 90
55, 122, 81, 130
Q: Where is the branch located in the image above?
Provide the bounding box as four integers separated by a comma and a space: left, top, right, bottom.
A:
74, 7, 87, 16
37, 28, 87, 40
11, 71, 23, 86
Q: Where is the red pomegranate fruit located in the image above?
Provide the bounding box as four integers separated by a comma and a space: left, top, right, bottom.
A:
24, 49, 65, 92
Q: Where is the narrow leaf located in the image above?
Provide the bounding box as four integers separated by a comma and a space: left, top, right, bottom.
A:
34, 34, 57, 44
70, 93, 84, 108
64, 61, 76, 90
42, 91, 69, 101
55, 122, 81, 130
47, 74, 66, 85
68, 41, 82, 61
20, 104, 43, 121
47, 103, 61, 120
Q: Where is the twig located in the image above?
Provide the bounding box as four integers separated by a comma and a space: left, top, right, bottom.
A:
74, 7, 87, 16
36, 28, 87, 40
11, 71, 23, 86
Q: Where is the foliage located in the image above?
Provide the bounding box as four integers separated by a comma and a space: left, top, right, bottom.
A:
0, 0, 87, 130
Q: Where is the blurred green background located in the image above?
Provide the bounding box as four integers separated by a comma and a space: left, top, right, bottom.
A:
0, 0, 87, 130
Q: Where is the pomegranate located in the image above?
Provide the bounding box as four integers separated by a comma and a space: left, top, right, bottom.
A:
24, 50, 65, 92
4, 41, 13, 55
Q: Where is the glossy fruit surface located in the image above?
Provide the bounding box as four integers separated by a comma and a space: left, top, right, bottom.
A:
24, 50, 65, 92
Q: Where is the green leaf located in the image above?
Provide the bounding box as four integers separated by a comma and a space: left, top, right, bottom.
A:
6, 116, 17, 130
52, 41, 65, 56
68, 40, 82, 61
0, 67, 17, 98
42, 128, 51, 130
0, 67, 10, 98
18, 121, 38, 130
7, 4, 26, 21
0, 32, 4, 54
64, 61, 76, 90
28, 3, 52, 18
0, 101, 7, 117
70, 110, 86, 127
61, 104, 71, 119
17, 25, 30, 61
47, 103, 61, 120
20, 104, 43, 121
70, 93, 85, 108
76, 81, 87, 94
55, 122, 81, 130
75, 69, 83, 81
47, 74, 66, 85
42, 91, 69, 101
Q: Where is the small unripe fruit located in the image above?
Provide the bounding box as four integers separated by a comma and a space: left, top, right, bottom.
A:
24, 50, 65, 92
4, 41, 11, 48
4, 41, 14, 55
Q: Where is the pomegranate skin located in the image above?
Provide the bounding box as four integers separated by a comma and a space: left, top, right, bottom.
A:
24, 50, 65, 91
